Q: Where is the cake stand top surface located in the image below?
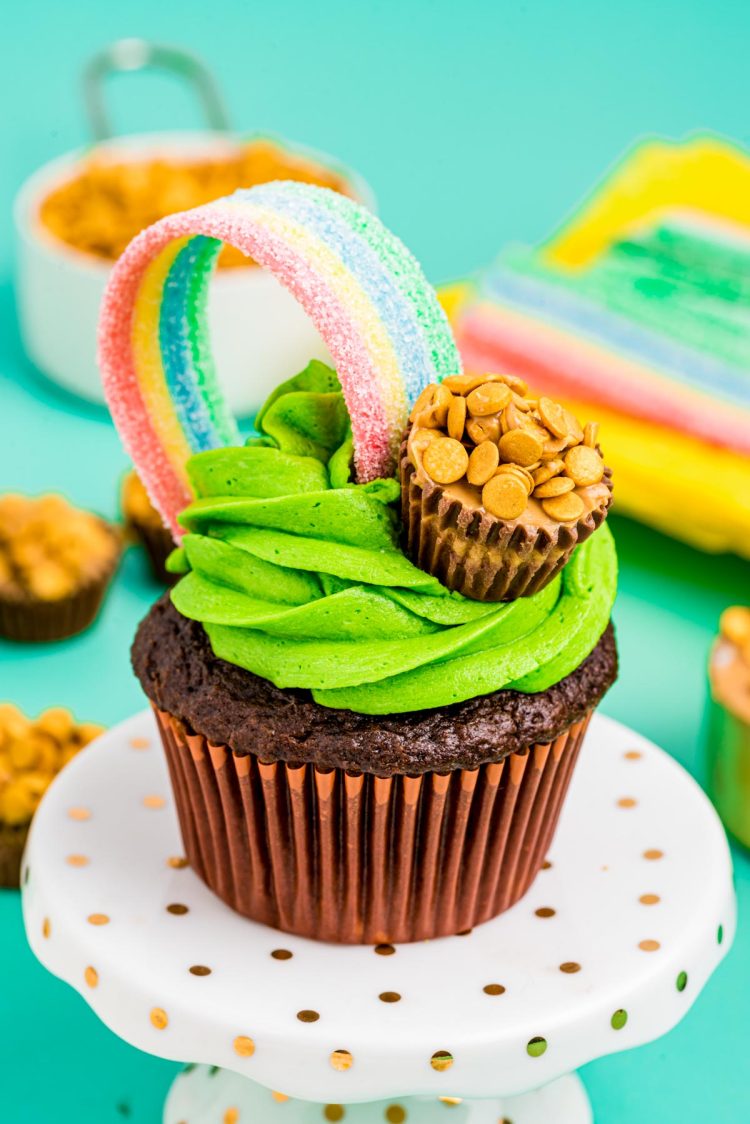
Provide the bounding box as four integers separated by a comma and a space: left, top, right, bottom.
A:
23, 710, 734, 1103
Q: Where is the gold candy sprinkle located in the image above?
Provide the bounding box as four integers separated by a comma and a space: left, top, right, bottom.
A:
532, 459, 565, 486
466, 382, 512, 417
498, 429, 545, 467
467, 440, 499, 486
538, 396, 570, 438
534, 476, 575, 499
447, 395, 467, 441
482, 475, 527, 520
583, 421, 600, 448
541, 493, 585, 522
465, 415, 501, 445
564, 445, 605, 487
422, 439, 469, 485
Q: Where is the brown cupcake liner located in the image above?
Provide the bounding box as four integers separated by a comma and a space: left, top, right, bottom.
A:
128, 518, 177, 585
0, 552, 119, 643
153, 705, 591, 944
0, 824, 28, 889
400, 440, 612, 601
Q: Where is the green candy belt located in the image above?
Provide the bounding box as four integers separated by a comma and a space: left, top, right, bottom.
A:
169, 363, 617, 715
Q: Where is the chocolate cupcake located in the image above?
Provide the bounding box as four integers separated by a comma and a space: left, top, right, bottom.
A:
129, 363, 618, 944
121, 471, 176, 585
401, 374, 612, 600
708, 606, 750, 848
0, 494, 121, 642
98, 182, 619, 945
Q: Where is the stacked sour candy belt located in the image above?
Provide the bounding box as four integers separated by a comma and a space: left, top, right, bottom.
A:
451, 134, 750, 557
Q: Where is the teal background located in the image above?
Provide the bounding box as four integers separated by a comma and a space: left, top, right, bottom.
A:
1, 1, 748, 1119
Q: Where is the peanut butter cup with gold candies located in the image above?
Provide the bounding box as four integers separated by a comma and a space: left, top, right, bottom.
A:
401, 372, 613, 600
0, 494, 121, 642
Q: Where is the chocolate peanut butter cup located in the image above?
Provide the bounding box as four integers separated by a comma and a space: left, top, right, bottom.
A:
400, 375, 613, 601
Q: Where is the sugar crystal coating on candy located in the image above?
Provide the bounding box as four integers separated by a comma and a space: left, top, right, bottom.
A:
99, 182, 460, 536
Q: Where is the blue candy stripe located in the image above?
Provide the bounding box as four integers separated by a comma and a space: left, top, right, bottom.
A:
485, 263, 750, 409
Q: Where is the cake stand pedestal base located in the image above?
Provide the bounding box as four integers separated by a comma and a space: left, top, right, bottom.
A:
164, 1065, 592, 1123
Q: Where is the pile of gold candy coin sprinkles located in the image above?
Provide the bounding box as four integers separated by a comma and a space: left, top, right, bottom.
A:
408, 373, 606, 522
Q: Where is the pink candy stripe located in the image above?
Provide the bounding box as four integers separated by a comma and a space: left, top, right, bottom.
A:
98, 203, 392, 536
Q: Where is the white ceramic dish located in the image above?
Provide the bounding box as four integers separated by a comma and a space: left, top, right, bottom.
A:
14, 131, 375, 416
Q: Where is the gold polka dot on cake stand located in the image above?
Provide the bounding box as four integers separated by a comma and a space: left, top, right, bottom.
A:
535, 907, 556, 919
640, 893, 661, 906
150, 1007, 168, 1030
374, 943, 396, 956
68, 807, 91, 821
143, 795, 166, 810
66, 854, 90, 867
223, 1108, 239, 1124
560, 962, 581, 974
643, 849, 664, 861
542, 859, 553, 870
297, 1010, 320, 1023
324, 1106, 345, 1121
189, 965, 212, 977
42, 918, 51, 939
167, 856, 188, 869
271, 949, 293, 960
330, 1050, 353, 1072
430, 1050, 454, 1072
617, 797, 638, 809
624, 750, 642, 761
166, 903, 189, 916
639, 939, 661, 952
385, 1107, 406, 1123
87, 913, 110, 926
439, 1096, 463, 1106
379, 991, 401, 1003
483, 983, 505, 996
233, 1035, 255, 1057
130, 736, 150, 750
84, 966, 99, 988
271, 1092, 289, 1103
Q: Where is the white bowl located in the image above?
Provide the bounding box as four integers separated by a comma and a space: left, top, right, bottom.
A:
14, 131, 375, 417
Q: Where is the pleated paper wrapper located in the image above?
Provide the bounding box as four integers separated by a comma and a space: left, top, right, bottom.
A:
154, 706, 591, 944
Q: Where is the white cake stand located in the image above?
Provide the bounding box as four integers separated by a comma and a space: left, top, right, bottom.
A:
22, 711, 735, 1123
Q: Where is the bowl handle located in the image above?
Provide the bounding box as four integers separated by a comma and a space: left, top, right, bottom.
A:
82, 38, 231, 141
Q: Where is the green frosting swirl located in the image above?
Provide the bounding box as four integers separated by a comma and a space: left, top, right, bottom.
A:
169, 362, 617, 715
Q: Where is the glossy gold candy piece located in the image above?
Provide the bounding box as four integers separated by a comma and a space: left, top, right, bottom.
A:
564, 445, 605, 486
564, 407, 584, 444
466, 416, 501, 445
538, 397, 569, 438
447, 394, 467, 441
541, 492, 585, 522
411, 382, 453, 428
492, 372, 528, 396
494, 463, 534, 494
466, 382, 512, 417
583, 421, 600, 448
532, 459, 565, 486
534, 476, 576, 499
467, 440, 500, 486
482, 475, 528, 520
423, 438, 469, 484
498, 429, 545, 467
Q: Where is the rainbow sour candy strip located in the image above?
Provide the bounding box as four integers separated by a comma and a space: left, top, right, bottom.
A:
98, 182, 460, 537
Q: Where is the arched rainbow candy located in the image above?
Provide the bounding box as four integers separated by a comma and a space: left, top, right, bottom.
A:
98, 182, 461, 537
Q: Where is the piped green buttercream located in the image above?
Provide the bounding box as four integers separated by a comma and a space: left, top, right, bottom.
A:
170, 362, 617, 715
